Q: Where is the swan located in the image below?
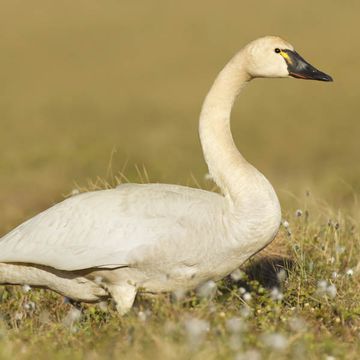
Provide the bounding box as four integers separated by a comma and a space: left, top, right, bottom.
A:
0, 36, 332, 314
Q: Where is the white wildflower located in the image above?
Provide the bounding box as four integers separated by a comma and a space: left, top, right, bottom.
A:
14, 312, 23, 321
137, 311, 147, 322
346, 269, 354, 276
316, 280, 337, 299
326, 284, 337, 299
238, 287, 247, 295
22, 284, 31, 293
62, 307, 82, 328
243, 292, 252, 302
282, 220, 290, 228
295, 209, 303, 217
226, 317, 246, 333
270, 287, 284, 301
196, 280, 217, 299
239, 305, 252, 318
184, 317, 209, 347
289, 316, 307, 332
262, 332, 288, 351
317, 280, 328, 293
23, 301, 36, 311
230, 269, 245, 281
331, 271, 338, 279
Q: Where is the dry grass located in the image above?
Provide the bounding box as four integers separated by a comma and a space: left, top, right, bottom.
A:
0, 195, 359, 359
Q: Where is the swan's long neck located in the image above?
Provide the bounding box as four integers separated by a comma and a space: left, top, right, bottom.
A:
199, 50, 280, 221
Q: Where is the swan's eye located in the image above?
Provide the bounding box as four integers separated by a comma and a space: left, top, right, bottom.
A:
274, 48, 281, 53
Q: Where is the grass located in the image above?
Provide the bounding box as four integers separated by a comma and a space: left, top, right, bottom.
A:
0, 0, 359, 359
0, 186, 359, 359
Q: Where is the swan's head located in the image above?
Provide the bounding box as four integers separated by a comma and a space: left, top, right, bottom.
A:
244, 36, 333, 81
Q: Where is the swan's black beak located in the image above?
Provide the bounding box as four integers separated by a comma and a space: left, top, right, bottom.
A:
280, 49, 333, 82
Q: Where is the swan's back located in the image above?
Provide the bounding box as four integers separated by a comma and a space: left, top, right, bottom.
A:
0, 184, 224, 271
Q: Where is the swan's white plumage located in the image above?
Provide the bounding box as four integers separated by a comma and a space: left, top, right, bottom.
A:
0, 36, 331, 313
0, 184, 224, 270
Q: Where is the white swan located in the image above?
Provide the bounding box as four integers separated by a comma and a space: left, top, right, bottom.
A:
0, 36, 332, 314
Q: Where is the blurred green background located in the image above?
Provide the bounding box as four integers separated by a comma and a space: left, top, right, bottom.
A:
0, 0, 359, 232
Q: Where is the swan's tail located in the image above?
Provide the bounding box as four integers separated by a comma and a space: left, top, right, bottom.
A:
0, 263, 108, 302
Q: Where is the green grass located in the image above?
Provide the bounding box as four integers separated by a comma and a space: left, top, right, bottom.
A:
0, 0, 359, 358
0, 191, 359, 359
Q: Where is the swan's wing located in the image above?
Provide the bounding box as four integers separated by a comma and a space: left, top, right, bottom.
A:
0, 184, 223, 270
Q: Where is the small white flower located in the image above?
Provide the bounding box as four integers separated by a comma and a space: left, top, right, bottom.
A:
346, 269, 354, 276
282, 220, 290, 228
316, 280, 337, 299
317, 280, 328, 292
243, 292, 252, 302
22, 284, 31, 293
325, 356, 336, 360
239, 305, 252, 318
288, 316, 307, 332
184, 317, 209, 347
196, 280, 217, 299
137, 311, 147, 322
238, 287, 247, 295
14, 312, 23, 321
262, 332, 288, 351
270, 287, 284, 301
326, 284, 337, 299
62, 308, 82, 328
331, 271, 338, 279
226, 317, 246, 333
295, 209, 303, 217
230, 269, 245, 281
23, 301, 36, 311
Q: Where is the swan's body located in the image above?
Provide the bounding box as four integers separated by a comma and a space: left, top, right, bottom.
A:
0, 36, 332, 313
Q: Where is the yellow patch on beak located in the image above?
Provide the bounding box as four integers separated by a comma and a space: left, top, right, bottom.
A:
280, 51, 292, 65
